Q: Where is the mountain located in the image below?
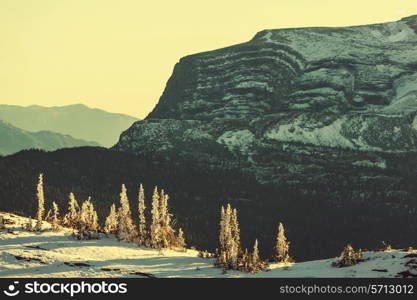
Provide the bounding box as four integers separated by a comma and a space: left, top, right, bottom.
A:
114, 15, 417, 158
1, 212, 416, 278
2, 17, 417, 263
0, 121, 99, 156
0, 104, 139, 147
110, 16, 417, 258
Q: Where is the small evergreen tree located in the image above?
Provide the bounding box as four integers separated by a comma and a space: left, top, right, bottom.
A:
274, 222, 291, 263
150, 186, 161, 248
242, 248, 250, 270
252, 239, 260, 265
159, 190, 177, 248
137, 184, 147, 246
34, 174, 45, 231
216, 204, 241, 270
51, 201, 60, 231
63, 192, 80, 228
248, 238, 269, 273
230, 208, 242, 257
215, 203, 268, 273
116, 184, 137, 242
332, 244, 364, 267
225, 204, 238, 269
116, 207, 130, 241
218, 206, 226, 263
104, 204, 118, 234
159, 189, 167, 225
74, 197, 99, 240
75, 222, 91, 240
176, 228, 186, 249
80, 197, 99, 231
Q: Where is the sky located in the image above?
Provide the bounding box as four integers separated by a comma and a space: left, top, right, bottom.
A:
1, 0, 416, 119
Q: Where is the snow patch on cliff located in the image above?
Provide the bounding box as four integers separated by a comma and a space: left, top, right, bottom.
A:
264, 119, 355, 149
412, 116, 417, 131
216, 130, 255, 154
352, 159, 387, 169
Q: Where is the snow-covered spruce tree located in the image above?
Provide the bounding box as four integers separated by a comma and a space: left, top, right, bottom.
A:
116, 207, 129, 241
248, 239, 269, 273
159, 189, 179, 249
74, 197, 99, 240
230, 208, 242, 257
116, 184, 137, 242
51, 201, 60, 231
104, 203, 118, 234
216, 204, 241, 270
215, 204, 268, 272
176, 228, 186, 249
274, 222, 291, 263
332, 244, 364, 267
34, 173, 45, 231
159, 189, 167, 225
216, 205, 228, 266
75, 222, 91, 240
137, 184, 148, 246
252, 239, 260, 265
225, 204, 238, 269
218, 206, 226, 264
159, 189, 169, 248
63, 192, 80, 228
150, 186, 161, 248
74, 205, 90, 240
220, 205, 232, 267
242, 248, 250, 270
83, 197, 99, 231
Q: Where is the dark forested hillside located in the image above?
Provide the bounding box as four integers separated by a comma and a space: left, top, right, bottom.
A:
0, 104, 138, 147
0, 120, 99, 156
1, 147, 417, 261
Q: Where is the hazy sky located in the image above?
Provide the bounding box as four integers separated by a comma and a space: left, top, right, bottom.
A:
1, 0, 416, 118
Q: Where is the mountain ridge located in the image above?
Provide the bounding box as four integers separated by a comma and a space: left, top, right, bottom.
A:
115, 15, 417, 159
0, 104, 139, 147
0, 120, 99, 156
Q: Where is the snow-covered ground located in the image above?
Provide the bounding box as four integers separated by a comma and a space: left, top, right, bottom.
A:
0, 212, 415, 278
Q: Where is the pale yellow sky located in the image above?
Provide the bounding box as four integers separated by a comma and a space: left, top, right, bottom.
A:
1, 0, 416, 118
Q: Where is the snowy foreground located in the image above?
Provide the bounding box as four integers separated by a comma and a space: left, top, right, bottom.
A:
0, 213, 416, 278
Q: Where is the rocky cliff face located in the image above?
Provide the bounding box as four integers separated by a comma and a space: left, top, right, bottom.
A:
114, 16, 417, 183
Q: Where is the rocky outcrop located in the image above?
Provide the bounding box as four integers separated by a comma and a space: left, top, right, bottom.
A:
114, 16, 417, 182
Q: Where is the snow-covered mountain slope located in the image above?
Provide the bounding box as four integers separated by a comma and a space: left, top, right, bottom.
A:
1, 213, 416, 278
115, 15, 417, 156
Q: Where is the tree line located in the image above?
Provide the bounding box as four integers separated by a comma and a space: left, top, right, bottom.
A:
25, 174, 185, 250
23, 174, 295, 273
22, 173, 375, 273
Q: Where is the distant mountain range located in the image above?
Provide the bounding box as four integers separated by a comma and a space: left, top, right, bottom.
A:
0, 120, 99, 156
0, 104, 139, 147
